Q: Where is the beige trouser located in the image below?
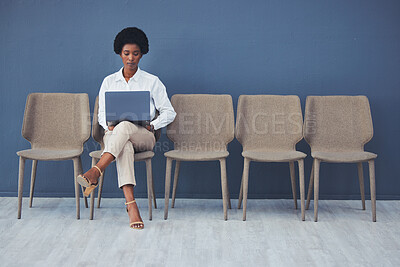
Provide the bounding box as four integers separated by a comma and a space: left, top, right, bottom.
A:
102, 121, 156, 188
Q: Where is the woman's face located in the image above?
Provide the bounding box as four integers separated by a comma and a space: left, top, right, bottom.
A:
120, 43, 142, 72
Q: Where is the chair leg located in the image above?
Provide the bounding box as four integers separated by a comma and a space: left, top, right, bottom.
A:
219, 158, 228, 221
72, 157, 81, 220
151, 173, 157, 209
96, 158, 105, 209
29, 160, 38, 208
313, 159, 320, 222
238, 174, 244, 209
225, 175, 232, 209
357, 162, 366, 210
75, 159, 88, 209
368, 160, 376, 222
89, 191, 95, 220
145, 159, 153, 221
306, 164, 314, 210
81, 187, 88, 208
17, 157, 26, 219
89, 157, 97, 220
164, 158, 173, 220
77, 159, 88, 209
289, 161, 297, 210
171, 160, 181, 208
242, 158, 250, 221
297, 159, 305, 221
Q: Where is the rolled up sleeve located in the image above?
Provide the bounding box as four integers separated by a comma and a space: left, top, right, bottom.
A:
150, 78, 176, 130
98, 78, 108, 130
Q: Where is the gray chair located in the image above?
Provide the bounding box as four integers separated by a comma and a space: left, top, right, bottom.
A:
17, 93, 91, 219
304, 95, 377, 222
88, 96, 157, 220
236, 95, 306, 221
164, 94, 234, 220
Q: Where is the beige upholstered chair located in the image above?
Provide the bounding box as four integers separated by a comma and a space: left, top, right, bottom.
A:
304, 95, 377, 222
164, 94, 234, 220
236, 95, 306, 221
88, 96, 157, 220
17, 93, 91, 219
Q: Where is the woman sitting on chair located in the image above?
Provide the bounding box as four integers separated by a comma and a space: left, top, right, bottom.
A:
77, 27, 176, 229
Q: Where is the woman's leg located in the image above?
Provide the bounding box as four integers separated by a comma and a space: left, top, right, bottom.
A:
105, 121, 155, 157
80, 121, 136, 185
99, 122, 155, 228
81, 152, 114, 185
115, 142, 143, 228
116, 141, 136, 187
122, 184, 143, 229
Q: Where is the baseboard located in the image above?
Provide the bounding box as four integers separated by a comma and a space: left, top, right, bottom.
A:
1, 191, 399, 200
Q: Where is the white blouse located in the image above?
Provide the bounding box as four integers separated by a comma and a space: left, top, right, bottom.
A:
98, 67, 176, 130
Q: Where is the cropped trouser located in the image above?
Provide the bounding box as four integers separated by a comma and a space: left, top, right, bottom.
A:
102, 121, 156, 188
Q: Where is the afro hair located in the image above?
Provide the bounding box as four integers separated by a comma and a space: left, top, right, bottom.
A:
113, 27, 149, 55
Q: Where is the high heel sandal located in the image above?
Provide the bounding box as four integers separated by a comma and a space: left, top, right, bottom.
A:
125, 200, 144, 230
76, 166, 102, 197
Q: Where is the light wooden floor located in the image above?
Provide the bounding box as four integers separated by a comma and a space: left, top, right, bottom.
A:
1, 197, 399, 267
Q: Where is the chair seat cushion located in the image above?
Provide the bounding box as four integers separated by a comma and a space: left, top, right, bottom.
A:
16, 149, 82, 160
242, 150, 306, 162
89, 150, 154, 161
164, 150, 229, 161
312, 151, 377, 163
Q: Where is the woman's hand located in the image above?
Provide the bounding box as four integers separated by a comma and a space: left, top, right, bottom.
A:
108, 126, 115, 131
145, 124, 155, 133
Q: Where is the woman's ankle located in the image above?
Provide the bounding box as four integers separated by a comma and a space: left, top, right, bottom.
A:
84, 167, 100, 184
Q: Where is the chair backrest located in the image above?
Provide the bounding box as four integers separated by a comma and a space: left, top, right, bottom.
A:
303, 95, 374, 152
92, 96, 161, 149
235, 95, 303, 152
22, 93, 91, 150
92, 96, 105, 148
167, 94, 235, 152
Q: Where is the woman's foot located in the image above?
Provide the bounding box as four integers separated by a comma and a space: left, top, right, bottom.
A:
76, 166, 102, 197
82, 167, 101, 186
126, 201, 144, 229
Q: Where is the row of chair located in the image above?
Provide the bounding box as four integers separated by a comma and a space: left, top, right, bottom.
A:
163, 94, 377, 222
16, 93, 377, 222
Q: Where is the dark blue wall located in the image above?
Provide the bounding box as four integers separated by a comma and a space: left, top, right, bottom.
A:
1, 0, 399, 199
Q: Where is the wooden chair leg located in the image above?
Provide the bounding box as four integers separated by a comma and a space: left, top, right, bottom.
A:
298, 159, 305, 221
225, 174, 232, 209
77, 159, 88, 209
171, 161, 181, 208
238, 173, 244, 209
164, 158, 173, 220
72, 157, 81, 220
313, 159, 320, 222
81, 187, 88, 208
242, 158, 250, 221
17, 157, 26, 219
89, 157, 97, 220
89, 191, 95, 220
151, 173, 157, 209
145, 159, 153, 221
289, 161, 297, 210
29, 160, 38, 208
306, 164, 314, 210
219, 158, 228, 221
357, 162, 366, 210
97, 158, 105, 209
368, 160, 376, 222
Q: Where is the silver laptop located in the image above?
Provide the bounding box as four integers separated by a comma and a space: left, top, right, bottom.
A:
105, 91, 151, 127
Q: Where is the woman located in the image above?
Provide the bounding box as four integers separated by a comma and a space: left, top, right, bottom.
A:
77, 27, 176, 229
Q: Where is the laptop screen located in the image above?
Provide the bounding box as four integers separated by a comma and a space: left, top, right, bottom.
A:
105, 91, 151, 124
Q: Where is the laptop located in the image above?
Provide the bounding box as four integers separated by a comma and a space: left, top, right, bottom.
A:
105, 91, 151, 127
